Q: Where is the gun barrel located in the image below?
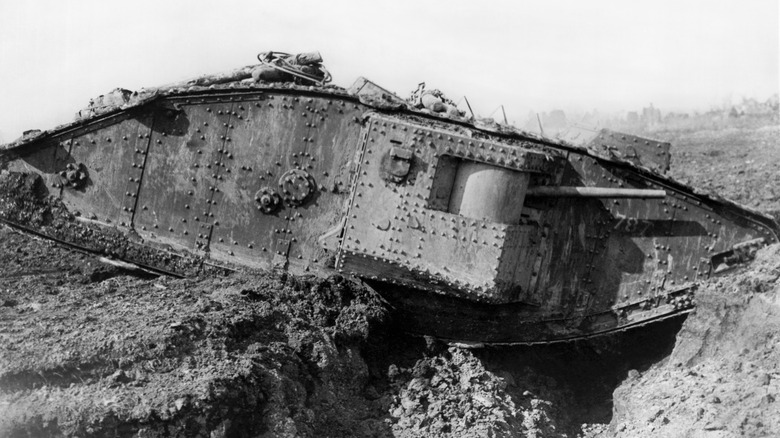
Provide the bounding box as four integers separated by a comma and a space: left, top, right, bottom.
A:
526, 186, 666, 198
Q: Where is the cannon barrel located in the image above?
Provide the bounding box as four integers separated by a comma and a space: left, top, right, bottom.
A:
526, 186, 666, 198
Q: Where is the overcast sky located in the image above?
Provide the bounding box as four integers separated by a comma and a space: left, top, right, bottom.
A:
0, 0, 777, 142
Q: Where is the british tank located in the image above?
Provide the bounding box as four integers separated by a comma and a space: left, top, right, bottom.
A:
1, 52, 776, 344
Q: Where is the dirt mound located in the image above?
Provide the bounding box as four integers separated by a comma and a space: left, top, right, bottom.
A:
384, 346, 570, 437
0, 225, 391, 437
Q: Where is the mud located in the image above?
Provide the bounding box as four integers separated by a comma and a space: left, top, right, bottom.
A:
0, 223, 392, 437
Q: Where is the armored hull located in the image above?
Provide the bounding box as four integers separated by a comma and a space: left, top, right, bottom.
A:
1, 70, 777, 344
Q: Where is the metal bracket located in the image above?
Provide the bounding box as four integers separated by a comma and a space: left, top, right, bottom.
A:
382, 147, 413, 183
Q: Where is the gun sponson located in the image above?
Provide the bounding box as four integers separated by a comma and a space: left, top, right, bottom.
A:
526, 186, 667, 198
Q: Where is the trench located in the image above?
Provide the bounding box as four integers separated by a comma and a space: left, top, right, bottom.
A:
360, 313, 686, 435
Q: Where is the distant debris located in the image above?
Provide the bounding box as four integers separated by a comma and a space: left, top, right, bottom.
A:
544, 110, 568, 130
728, 95, 779, 118
522, 110, 567, 134
524, 93, 778, 137
642, 103, 662, 126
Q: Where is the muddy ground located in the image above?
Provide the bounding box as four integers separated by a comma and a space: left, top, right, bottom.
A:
1, 118, 779, 437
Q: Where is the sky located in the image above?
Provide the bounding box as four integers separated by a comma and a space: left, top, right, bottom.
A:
0, 0, 777, 142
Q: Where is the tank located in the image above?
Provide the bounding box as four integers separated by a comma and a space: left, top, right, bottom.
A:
1, 52, 777, 345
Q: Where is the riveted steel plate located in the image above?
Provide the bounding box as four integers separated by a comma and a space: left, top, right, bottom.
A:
434, 134, 561, 175
663, 191, 774, 284
520, 152, 617, 314
134, 102, 233, 252
339, 115, 508, 301
62, 113, 153, 227
588, 129, 671, 174
282, 96, 364, 266
596, 200, 670, 306
207, 94, 309, 269
578, 162, 673, 308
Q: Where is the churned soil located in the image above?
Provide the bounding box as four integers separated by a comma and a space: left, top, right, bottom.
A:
0, 223, 393, 437
2, 119, 780, 437
663, 123, 780, 215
